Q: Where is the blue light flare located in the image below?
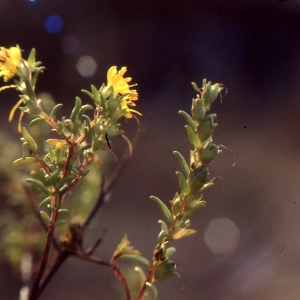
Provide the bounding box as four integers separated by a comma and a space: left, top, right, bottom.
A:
45, 15, 64, 34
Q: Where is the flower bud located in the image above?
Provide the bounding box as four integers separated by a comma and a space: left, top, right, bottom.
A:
197, 114, 217, 143
200, 143, 220, 165
191, 97, 206, 124
188, 165, 209, 192
154, 259, 179, 281
203, 81, 222, 110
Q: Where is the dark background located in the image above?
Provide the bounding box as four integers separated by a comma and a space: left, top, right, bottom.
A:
1, 0, 300, 299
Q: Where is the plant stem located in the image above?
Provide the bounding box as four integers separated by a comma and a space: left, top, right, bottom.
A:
135, 264, 158, 300
62, 142, 74, 178
39, 110, 71, 145
29, 196, 61, 300
23, 185, 60, 251
31, 151, 51, 175
36, 251, 69, 299
110, 261, 131, 300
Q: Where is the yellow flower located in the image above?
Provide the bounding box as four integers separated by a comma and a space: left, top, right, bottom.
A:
0, 45, 22, 82
106, 66, 142, 118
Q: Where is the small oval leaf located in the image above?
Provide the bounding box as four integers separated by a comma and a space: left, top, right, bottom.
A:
145, 282, 158, 300
54, 220, 67, 227
175, 171, 189, 194
29, 117, 45, 127
40, 211, 51, 225
38, 197, 51, 209
50, 103, 63, 119
119, 254, 151, 268
150, 196, 172, 222
179, 110, 196, 129
185, 125, 200, 148
12, 157, 36, 168
173, 151, 190, 176
26, 178, 49, 195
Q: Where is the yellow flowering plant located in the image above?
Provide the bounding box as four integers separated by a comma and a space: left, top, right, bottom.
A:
0, 45, 230, 300
0, 45, 22, 82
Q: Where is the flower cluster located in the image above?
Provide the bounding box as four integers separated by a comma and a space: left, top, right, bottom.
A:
105, 66, 141, 118
0, 45, 21, 82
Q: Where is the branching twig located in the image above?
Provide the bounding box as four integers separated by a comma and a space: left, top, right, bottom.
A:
23, 185, 60, 252
85, 227, 108, 255
32, 115, 152, 299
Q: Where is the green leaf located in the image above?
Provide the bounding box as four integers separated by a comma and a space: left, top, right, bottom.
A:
119, 254, 151, 268
150, 196, 172, 222
100, 92, 108, 115
48, 146, 56, 163
134, 267, 147, 289
185, 125, 200, 148
57, 121, 63, 133
172, 228, 196, 240
158, 220, 168, 232
32, 67, 45, 87
91, 85, 101, 106
27, 48, 36, 66
29, 117, 45, 127
175, 171, 189, 194
173, 151, 190, 176
157, 230, 172, 243
165, 247, 176, 258
26, 178, 49, 195
38, 197, 51, 209
58, 209, 69, 214
191, 81, 200, 93
50, 103, 63, 119
82, 115, 94, 139
21, 127, 37, 151
145, 282, 158, 300
12, 157, 36, 168
70, 96, 82, 122
54, 220, 67, 227
40, 211, 51, 225
47, 205, 56, 212
81, 89, 93, 100
82, 169, 90, 177
77, 104, 93, 120
24, 77, 36, 100
179, 110, 196, 129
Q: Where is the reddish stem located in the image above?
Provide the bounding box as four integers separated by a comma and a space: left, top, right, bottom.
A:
62, 143, 74, 178
29, 196, 61, 300
31, 151, 51, 175
59, 159, 87, 195
110, 261, 131, 300
135, 263, 158, 300
40, 111, 71, 145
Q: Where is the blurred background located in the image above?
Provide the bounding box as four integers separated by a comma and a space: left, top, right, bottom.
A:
1, 0, 300, 299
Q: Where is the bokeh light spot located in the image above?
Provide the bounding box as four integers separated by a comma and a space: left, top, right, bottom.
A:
204, 217, 241, 254
45, 15, 64, 34
76, 56, 97, 77
62, 36, 80, 54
